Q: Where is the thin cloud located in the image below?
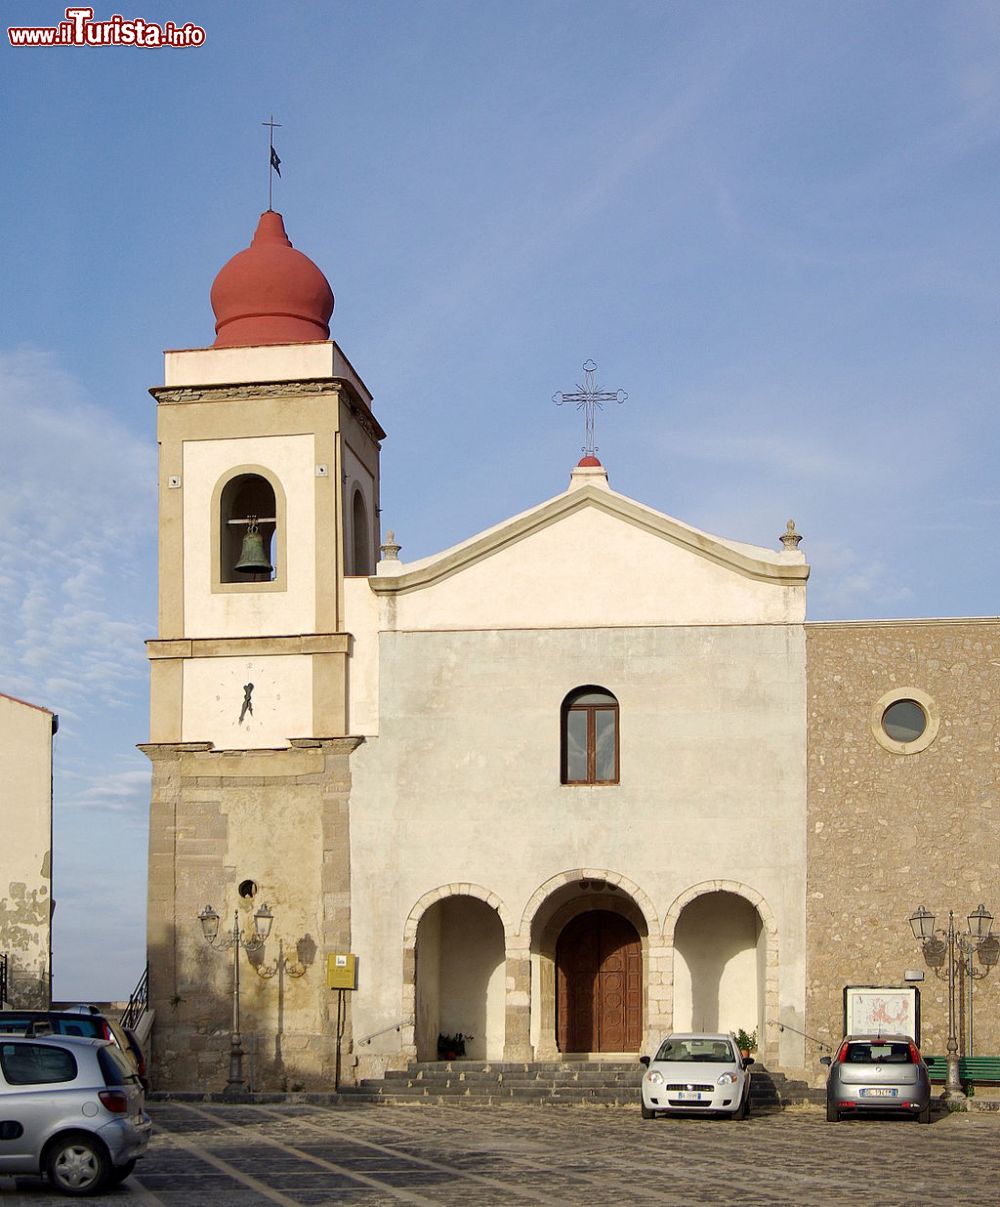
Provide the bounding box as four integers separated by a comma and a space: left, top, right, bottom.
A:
0, 346, 154, 716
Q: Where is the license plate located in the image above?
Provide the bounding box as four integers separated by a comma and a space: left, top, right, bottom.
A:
859, 1087, 898, 1098
673, 1091, 706, 1101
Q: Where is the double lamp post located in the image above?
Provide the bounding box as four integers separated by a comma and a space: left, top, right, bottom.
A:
198, 901, 274, 1094
908, 902, 999, 1099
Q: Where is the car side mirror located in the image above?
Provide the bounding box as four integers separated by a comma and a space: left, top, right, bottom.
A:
820, 1055, 832, 1067
639, 1055, 650, 1068
743, 1057, 755, 1067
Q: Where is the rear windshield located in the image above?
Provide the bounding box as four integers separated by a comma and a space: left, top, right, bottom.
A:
0, 1014, 105, 1040
98, 1044, 139, 1087
845, 1041, 913, 1063
0, 1042, 77, 1085
655, 1039, 736, 1063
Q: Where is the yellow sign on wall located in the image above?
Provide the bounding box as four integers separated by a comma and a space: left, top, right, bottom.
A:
326, 952, 357, 989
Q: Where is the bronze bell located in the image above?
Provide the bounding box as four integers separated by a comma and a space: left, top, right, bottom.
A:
234, 518, 272, 575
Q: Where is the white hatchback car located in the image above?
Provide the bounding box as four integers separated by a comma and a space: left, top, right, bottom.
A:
640, 1032, 753, 1119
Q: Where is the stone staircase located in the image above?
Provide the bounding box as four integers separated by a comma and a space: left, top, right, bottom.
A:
350, 1061, 825, 1109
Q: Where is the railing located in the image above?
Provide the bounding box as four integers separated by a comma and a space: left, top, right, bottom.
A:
120, 963, 149, 1031
0, 953, 7, 1008
355, 1019, 410, 1047
767, 1018, 833, 1052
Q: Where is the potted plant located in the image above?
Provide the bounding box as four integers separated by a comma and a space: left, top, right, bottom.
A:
437, 1032, 472, 1060
735, 1028, 758, 1061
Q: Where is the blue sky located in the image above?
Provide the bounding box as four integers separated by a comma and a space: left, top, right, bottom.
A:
3, 1, 1000, 998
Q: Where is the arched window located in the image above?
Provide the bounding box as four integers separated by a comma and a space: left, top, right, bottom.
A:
219, 473, 277, 584
351, 489, 371, 576
561, 686, 619, 785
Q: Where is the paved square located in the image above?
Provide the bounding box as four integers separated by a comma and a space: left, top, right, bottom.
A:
3, 1102, 998, 1204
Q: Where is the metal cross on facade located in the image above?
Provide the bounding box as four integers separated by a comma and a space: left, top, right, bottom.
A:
553, 360, 628, 458
262, 115, 282, 211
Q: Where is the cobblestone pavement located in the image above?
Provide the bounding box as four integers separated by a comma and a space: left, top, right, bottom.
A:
2, 1102, 999, 1205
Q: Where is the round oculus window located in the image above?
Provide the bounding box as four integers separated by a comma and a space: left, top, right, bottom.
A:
881, 699, 927, 744
871, 687, 939, 755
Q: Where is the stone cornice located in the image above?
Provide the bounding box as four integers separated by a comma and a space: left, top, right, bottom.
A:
150, 378, 387, 442
807, 616, 1000, 630
371, 484, 809, 595
146, 633, 350, 659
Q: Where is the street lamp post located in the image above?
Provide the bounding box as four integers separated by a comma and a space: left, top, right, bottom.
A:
908, 903, 995, 1100
198, 901, 274, 1094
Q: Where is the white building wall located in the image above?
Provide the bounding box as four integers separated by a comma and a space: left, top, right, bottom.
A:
0, 694, 53, 1007
349, 621, 807, 1065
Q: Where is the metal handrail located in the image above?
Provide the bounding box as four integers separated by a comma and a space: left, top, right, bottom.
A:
120, 963, 149, 1031
767, 1018, 833, 1052
355, 1019, 410, 1047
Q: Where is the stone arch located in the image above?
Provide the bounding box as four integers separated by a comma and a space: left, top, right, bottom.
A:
519, 868, 659, 939
519, 869, 660, 1058
663, 880, 779, 1063
401, 884, 512, 1059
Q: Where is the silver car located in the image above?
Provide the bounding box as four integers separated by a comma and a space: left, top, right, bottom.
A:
0, 1034, 151, 1194
640, 1032, 753, 1119
822, 1034, 931, 1123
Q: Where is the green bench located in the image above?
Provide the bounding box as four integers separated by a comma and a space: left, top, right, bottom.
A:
925, 1055, 1000, 1090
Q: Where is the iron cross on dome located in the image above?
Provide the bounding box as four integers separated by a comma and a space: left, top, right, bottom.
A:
552, 360, 628, 458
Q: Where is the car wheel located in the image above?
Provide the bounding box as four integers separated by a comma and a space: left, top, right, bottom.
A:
734, 1090, 750, 1120
918, 1104, 931, 1125
46, 1133, 109, 1196
826, 1102, 840, 1122
107, 1158, 137, 1186
641, 1101, 656, 1119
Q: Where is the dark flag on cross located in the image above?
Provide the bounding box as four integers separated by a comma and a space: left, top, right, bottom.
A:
262, 115, 283, 210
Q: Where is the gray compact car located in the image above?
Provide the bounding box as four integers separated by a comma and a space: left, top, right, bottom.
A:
822, 1035, 931, 1123
0, 1034, 151, 1195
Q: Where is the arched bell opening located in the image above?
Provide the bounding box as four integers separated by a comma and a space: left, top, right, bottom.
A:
414, 895, 506, 1061
211, 466, 287, 591
671, 890, 765, 1039
221, 473, 277, 582
350, 488, 372, 576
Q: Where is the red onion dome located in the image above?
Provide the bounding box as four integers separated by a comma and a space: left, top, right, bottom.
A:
210, 211, 334, 347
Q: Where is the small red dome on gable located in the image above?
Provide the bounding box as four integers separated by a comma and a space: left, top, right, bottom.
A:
577, 454, 602, 467
210, 211, 334, 348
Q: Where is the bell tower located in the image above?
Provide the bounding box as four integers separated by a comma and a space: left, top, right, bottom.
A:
143, 211, 384, 1089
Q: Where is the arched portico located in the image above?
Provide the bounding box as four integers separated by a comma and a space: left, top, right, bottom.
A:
402, 884, 513, 1061
663, 880, 779, 1065
522, 869, 665, 1059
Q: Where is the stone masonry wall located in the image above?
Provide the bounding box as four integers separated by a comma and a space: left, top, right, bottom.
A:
144, 738, 358, 1091
806, 621, 1000, 1066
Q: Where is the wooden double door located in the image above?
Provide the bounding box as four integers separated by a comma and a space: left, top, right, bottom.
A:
556, 910, 642, 1052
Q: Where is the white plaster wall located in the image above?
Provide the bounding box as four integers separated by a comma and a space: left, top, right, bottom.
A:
349, 623, 807, 1060
0, 695, 52, 1004
384, 508, 804, 632
182, 655, 312, 748
343, 580, 379, 735
672, 892, 761, 1034
165, 343, 340, 387
183, 435, 316, 637
436, 898, 506, 1061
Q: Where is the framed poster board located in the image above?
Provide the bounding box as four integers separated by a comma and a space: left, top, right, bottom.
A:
843, 985, 920, 1044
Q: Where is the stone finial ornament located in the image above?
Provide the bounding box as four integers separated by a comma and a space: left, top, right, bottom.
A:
780, 519, 803, 551
380, 530, 401, 561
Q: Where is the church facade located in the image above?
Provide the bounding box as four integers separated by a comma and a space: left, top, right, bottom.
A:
144, 213, 1000, 1090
